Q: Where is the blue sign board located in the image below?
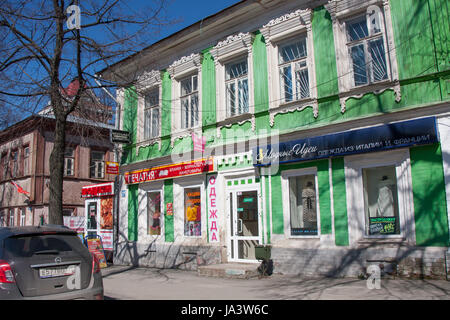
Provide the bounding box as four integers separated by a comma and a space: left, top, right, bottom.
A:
253, 117, 438, 166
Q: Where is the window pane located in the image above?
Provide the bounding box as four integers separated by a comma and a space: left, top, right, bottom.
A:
350, 44, 368, 86
151, 107, 160, 138
280, 66, 293, 102
295, 64, 309, 99
369, 38, 387, 82
144, 108, 151, 139
238, 78, 249, 114
145, 90, 159, 108
181, 77, 192, 96
191, 93, 199, 127
288, 175, 318, 236
346, 16, 368, 41
226, 82, 236, 117
181, 97, 189, 129
279, 39, 307, 64
363, 166, 400, 235
226, 60, 247, 80
148, 192, 161, 235
184, 187, 201, 236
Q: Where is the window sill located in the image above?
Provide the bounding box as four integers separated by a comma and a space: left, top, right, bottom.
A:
269, 97, 318, 127
339, 79, 401, 113
216, 113, 255, 138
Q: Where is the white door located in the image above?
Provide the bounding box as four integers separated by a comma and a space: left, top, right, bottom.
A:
227, 187, 261, 262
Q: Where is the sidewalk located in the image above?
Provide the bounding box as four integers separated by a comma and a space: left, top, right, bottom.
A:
101, 265, 450, 300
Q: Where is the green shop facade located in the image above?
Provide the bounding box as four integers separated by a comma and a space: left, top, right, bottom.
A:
105, 0, 450, 278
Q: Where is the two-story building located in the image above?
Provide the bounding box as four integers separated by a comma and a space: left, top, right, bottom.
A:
99, 0, 450, 278
0, 87, 116, 230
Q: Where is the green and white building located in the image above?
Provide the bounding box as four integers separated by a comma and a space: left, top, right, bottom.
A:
99, 0, 450, 278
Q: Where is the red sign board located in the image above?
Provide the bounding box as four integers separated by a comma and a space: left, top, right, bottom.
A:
124, 157, 215, 185
106, 162, 119, 175
81, 182, 114, 198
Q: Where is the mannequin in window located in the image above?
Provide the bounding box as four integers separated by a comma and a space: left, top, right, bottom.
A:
302, 180, 316, 228
376, 175, 395, 217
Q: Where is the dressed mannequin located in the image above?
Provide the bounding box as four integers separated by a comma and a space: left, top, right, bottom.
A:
376, 175, 395, 217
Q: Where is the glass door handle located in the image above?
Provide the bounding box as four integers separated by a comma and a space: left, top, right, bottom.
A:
238, 219, 243, 235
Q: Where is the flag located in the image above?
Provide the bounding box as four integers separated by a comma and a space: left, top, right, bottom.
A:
10, 180, 30, 197
191, 132, 206, 153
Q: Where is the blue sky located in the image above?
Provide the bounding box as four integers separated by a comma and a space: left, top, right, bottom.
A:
155, 0, 242, 42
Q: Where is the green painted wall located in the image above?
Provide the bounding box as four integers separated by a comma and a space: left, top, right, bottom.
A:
202, 49, 217, 127
410, 143, 449, 246
331, 158, 349, 246
252, 32, 270, 115
127, 184, 139, 241
164, 179, 174, 242
271, 159, 332, 235
313, 6, 339, 98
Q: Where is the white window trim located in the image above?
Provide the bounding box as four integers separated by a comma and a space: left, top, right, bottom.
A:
281, 167, 321, 239
261, 8, 318, 127
345, 149, 415, 246
168, 53, 202, 147
138, 181, 165, 243
173, 176, 206, 242
136, 70, 163, 154
325, 0, 401, 113
210, 32, 255, 138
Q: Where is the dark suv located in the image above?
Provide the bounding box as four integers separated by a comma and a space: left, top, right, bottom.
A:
0, 225, 103, 300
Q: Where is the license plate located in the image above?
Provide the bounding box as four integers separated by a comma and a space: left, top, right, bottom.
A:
39, 265, 76, 279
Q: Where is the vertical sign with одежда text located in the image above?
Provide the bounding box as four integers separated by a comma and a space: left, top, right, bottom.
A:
207, 174, 219, 243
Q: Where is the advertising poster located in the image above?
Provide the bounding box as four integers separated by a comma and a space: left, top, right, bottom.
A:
87, 238, 108, 268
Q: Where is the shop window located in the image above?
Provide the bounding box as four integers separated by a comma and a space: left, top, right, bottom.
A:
225, 59, 249, 117
288, 174, 318, 236
147, 192, 161, 235
278, 37, 310, 102
362, 165, 400, 235
180, 74, 199, 129
64, 147, 75, 176
90, 151, 105, 179
184, 187, 201, 236
144, 88, 160, 139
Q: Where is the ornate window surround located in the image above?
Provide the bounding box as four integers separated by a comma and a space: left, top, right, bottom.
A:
135, 70, 163, 153
260, 8, 318, 127
325, 0, 401, 113
168, 53, 203, 147
210, 32, 255, 138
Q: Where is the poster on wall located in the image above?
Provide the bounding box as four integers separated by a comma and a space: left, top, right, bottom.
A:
207, 174, 219, 243
100, 196, 113, 230
63, 216, 85, 242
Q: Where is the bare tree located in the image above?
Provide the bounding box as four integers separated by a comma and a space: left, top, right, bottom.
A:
0, 0, 174, 224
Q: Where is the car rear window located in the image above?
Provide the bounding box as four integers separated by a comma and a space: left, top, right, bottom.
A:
3, 234, 78, 258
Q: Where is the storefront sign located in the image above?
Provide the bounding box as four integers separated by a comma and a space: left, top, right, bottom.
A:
81, 182, 114, 198
369, 217, 397, 235
110, 129, 131, 144
106, 161, 119, 174
124, 157, 215, 185
207, 174, 219, 243
253, 117, 438, 166
99, 230, 114, 251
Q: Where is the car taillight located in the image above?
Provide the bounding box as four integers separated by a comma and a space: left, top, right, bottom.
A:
91, 254, 101, 274
0, 260, 15, 283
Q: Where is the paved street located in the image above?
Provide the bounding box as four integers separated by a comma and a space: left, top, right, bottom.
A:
101, 265, 450, 300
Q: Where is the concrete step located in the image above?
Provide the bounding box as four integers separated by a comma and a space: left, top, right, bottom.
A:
198, 263, 261, 279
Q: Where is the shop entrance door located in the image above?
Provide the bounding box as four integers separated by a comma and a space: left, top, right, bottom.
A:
85, 199, 100, 238
228, 188, 261, 262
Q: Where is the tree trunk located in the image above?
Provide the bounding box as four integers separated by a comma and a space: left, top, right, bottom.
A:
48, 115, 66, 225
